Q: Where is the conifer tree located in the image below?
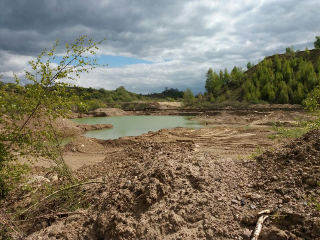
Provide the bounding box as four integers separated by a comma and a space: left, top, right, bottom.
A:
223, 69, 230, 84
282, 60, 293, 83
278, 81, 289, 103
205, 68, 214, 94
293, 82, 305, 103
274, 54, 282, 72
314, 36, 320, 49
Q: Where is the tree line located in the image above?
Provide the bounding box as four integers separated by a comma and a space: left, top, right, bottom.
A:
199, 37, 320, 105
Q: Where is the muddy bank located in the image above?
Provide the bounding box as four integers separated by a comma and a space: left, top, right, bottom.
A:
53, 118, 113, 137
0, 117, 113, 138
194, 109, 315, 127
77, 123, 113, 131
122, 103, 305, 116
70, 107, 130, 118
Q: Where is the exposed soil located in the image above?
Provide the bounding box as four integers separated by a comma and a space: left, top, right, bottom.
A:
54, 118, 113, 137
2, 108, 320, 239
70, 107, 131, 118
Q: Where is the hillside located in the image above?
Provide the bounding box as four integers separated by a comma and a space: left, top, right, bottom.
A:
245, 48, 320, 78
204, 48, 320, 105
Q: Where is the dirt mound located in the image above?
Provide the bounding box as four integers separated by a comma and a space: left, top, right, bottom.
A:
53, 118, 84, 137
157, 101, 182, 109
77, 123, 113, 131
248, 130, 320, 239
64, 136, 106, 153
27, 131, 255, 239
27, 152, 250, 239
90, 108, 129, 117
10, 120, 320, 239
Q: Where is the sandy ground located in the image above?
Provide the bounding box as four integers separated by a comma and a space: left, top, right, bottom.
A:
2, 108, 320, 239
61, 109, 308, 171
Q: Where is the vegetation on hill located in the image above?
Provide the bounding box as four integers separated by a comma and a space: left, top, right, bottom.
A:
68, 86, 184, 112
181, 36, 320, 107
199, 48, 320, 106
69, 85, 145, 103
144, 87, 184, 100
0, 84, 185, 115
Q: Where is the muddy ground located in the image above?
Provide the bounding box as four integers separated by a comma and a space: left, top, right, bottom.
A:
2, 108, 320, 239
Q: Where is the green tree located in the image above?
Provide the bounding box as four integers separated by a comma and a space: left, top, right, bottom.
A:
223, 68, 230, 84
0, 36, 102, 197
219, 70, 224, 83
314, 36, 320, 49
304, 85, 320, 111
297, 60, 318, 89
230, 66, 243, 87
114, 86, 133, 102
282, 60, 293, 83
274, 54, 282, 72
205, 68, 214, 93
278, 81, 289, 103
285, 47, 295, 57
292, 82, 305, 104
208, 93, 215, 102
262, 82, 275, 103
243, 79, 258, 102
247, 61, 253, 70
316, 57, 320, 74
183, 88, 195, 105
205, 68, 223, 97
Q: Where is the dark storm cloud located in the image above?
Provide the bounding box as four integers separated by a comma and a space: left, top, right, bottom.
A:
1, 0, 320, 93
0, 0, 224, 56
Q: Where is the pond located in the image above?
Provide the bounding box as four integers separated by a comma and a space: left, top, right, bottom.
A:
72, 115, 204, 140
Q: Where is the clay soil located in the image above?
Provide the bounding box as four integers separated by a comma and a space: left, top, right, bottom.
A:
2, 109, 320, 239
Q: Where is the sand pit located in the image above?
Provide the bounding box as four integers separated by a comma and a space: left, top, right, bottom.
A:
2, 108, 319, 239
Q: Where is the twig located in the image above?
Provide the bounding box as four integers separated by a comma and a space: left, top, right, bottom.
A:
251, 209, 270, 240
48, 117, 73, 181
13, 211, 86, 222
19, 181, 105, 217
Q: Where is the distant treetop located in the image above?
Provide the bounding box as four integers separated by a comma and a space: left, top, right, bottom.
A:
315, 36, 320, 49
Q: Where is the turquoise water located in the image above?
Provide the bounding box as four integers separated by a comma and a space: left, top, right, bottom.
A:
72, 115, 203, 140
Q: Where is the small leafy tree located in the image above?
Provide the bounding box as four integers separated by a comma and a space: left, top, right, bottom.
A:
183, 89, 195, 106
303, 86, 320, 130
0, 35, 102, 197
304, 86, 320, 112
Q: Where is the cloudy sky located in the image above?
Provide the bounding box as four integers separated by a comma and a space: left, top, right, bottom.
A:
0, 0, 319, 93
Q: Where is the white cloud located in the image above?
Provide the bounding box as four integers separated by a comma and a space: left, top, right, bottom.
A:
1, 0, 320, 93
78, 60, 210, 94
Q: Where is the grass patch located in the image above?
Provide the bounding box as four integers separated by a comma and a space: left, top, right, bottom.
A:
249, 146, 264, 159
269, 127, 308, 139
268, 121, 309, 139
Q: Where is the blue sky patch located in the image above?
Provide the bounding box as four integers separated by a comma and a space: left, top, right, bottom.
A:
51, 55, 152, 68
97, 55, 152, 67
